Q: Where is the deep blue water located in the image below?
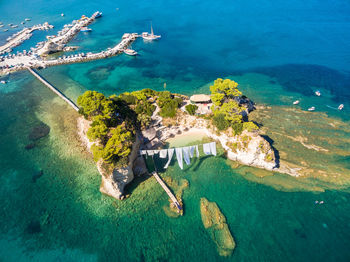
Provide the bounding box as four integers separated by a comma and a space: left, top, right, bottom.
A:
1, 0, 350, 261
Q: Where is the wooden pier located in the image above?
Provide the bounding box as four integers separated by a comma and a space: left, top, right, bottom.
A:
152, 171, 182, 212
26, 67, 79, 111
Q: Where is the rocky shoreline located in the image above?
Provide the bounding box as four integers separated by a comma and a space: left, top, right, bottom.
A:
77, 117, 147, 199
77, 102, 301, 200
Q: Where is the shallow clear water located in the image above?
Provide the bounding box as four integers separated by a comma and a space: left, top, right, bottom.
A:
1, 0, 350, 261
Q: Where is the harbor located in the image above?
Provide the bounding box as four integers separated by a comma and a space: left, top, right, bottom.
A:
0, 11, 156, 76
0, 23, 54, 55
0, 32, 139, 74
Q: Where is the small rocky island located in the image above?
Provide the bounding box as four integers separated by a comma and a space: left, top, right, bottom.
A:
77, 78, 277, 200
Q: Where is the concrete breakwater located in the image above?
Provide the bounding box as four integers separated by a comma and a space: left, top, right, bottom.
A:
36, 11, 102, 56
0, 23, 54, 55
0, 33, 139, 74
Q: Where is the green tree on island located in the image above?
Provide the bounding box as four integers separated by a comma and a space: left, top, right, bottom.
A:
209, 78, 258, 134
185, 104, 198, 115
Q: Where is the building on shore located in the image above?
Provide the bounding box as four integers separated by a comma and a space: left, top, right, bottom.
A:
189, 94, 212, 115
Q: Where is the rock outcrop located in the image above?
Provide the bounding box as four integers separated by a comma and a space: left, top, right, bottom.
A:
200, 197, 236, 256
155, 113, 278, 173
207, 130, 276, 171
98, 135, 141, 199
77, 117, 143, 200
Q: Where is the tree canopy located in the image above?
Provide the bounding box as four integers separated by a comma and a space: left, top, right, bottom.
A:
77, 91, 116, 119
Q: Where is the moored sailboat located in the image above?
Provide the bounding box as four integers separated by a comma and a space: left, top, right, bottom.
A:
142, 22, 161, 41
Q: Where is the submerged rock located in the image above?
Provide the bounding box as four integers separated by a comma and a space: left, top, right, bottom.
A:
29, 122, 50, 141
200, 197, 236, 256
32, 170, 43, 183
26, 220, 41, 234
25, 143, 36, 150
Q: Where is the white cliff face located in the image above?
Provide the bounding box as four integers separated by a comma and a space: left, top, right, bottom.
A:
77, 117, 141, 200
206, 130, 276, 171
98, 135, 141, 199
98, 163, 134, 200
159, 114, 278, 173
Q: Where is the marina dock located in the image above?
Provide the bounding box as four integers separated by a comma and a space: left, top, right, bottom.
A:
0, 33, 139, 75
0, 23, 54, 55
152, 172, 182, 212
26, 67, 79, 111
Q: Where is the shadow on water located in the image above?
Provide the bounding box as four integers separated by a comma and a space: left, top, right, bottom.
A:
245, 64, 350, 102
261, 135, 280, 168
124, 175, 151, 196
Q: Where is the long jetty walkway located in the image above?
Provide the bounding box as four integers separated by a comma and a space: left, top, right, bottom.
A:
43, 33, 139, 67
152, 171, 182, 212
0, 23, 54, 55
0, 33, 139, 75
26, 67, 79, 111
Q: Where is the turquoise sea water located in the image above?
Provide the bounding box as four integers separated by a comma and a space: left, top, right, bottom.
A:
1, 0, 350, 261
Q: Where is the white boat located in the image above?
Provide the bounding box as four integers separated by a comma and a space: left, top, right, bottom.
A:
308, 106, 315, 111
0, 80, 6, 84
338, 104, 344, 110
315, 90, 321, 96
21, 21, 25, 25
11, 25, 18, 28
3, 29, 8, 32
124, 49, 138, 56
61, 13, 65, 17
25, 18, 31, 21
293, 100, 300, 105
142, 22, 161, 41
81, 27, 92, 32
0, 25, 3, 28
95, 11, 102, 18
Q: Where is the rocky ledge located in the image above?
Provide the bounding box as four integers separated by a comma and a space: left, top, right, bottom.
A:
150, 113, 278, 174
77, 117, 147, 200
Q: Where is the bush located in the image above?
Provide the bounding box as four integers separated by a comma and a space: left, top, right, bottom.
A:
119, 93, 137, 105
157, 92, 182, 118
185, 104, 198, 115
212, 113, 230, 131
102, 125, 134, 164
243, 121, 259, 132
135, 101, 156, 116
232, 122, 243, 135
77, 91, 116, 119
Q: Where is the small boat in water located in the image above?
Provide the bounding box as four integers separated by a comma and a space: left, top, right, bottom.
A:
3, 29, 8, 32
0, 25, 3, 28
315, 90, 321, 96
293, 100, 300, 105
95, 11, 102, 18
61, 13, 65, 17
142, 22, 161, 41
11, 25, 18, 28
0, 80, 6, 84
308, 106, 315, 111
124, 49, 138, 56
338, 104, 344, 110
81, 27, 92, 32
25, 18, 31, 21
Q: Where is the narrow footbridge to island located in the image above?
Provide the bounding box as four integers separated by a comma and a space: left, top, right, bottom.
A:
152, 171, 182, 212
26, 67, 79, 111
